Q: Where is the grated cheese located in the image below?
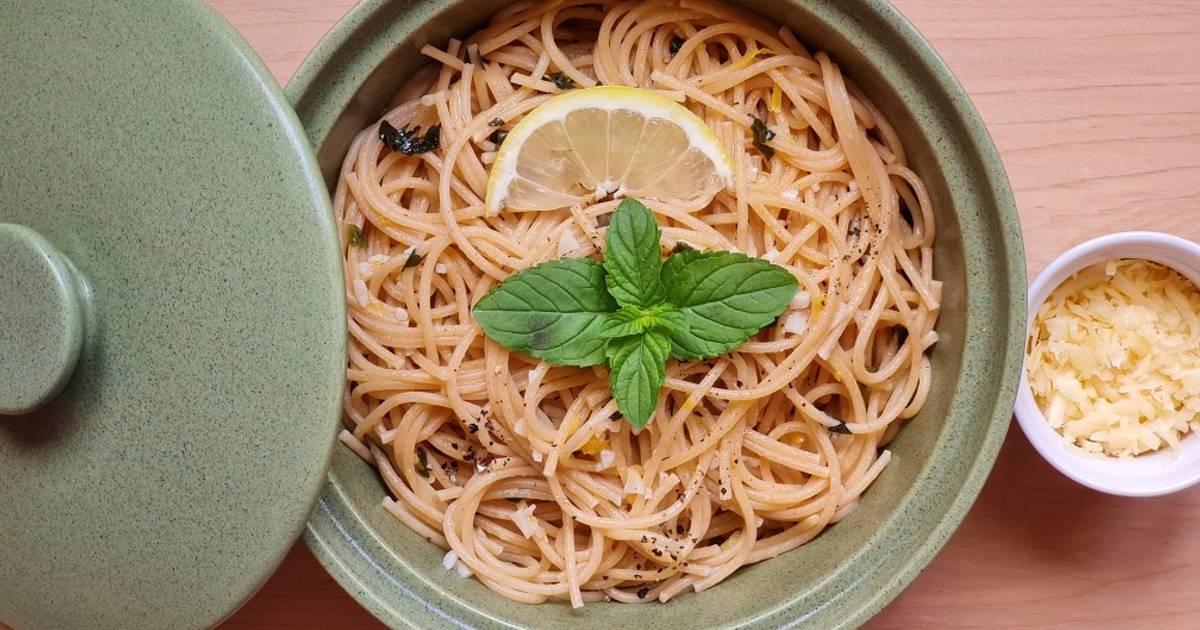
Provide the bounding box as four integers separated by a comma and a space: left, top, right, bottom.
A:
442, 549, 473, 577
580, 433, 608, 455
1027, 259, 1200, 457
768, 85, 783, 113
511, 502, 539, 539
622, 466, 645, 498
782, 312, 808, 335
811, 294, 826, 319
728, 47, 774, 72
455, 560, 473, 578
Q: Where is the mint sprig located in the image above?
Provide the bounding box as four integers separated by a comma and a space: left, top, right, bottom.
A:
472, 199, 798, 429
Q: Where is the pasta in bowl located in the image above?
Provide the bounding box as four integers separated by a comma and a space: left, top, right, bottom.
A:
287, 0, 1023, 626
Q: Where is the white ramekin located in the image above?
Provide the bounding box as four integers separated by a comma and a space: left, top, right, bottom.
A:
1015, 231, 1200, 496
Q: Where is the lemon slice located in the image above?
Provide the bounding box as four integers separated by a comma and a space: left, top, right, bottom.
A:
485, 86, 733, 215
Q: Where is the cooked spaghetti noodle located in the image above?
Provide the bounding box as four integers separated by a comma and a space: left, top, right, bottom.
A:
334, 0, 940, 606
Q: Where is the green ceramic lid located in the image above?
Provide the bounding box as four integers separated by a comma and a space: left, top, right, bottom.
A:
0, 2, 344, 629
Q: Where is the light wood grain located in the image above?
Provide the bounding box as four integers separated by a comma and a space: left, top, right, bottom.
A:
29, 1, 1200, 629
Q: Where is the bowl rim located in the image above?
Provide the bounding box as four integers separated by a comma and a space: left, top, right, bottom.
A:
285, 0, 1027, 627
1014, 231, 1200, 497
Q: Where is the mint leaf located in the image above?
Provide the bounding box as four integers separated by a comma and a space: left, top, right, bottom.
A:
598, 304, 689, 339
603, 199, 665, 308
473, 258, 617, 366
661, 250, 798, 360
469, 196, 798, 433
606, 329, 671, 429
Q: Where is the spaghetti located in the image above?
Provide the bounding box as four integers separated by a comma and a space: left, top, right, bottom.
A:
334, 0, 940, 606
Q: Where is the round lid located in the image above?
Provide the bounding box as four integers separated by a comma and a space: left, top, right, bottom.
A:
0, 2, 345, 629
0, 225, 85, 416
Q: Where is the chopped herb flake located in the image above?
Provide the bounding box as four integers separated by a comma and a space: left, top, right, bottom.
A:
828, 420, 853, 434
403, 250, 425, 269
488, 117, 505, 127
415, 447, 431, 477
669, 36, 685, 55
751, 116, 776, 160
379, 120, 441, 155
548, 72, 576, 91
346, 225, 367, 247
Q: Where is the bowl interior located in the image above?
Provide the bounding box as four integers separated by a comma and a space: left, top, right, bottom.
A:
287, 0, 1025, 627
1015, 232, 1200, 496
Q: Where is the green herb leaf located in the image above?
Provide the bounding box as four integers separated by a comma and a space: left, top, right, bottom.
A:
380, 120, 441, 155
603, 199, 665, 308
751, 117, 775, 160
606, 329, 671, 429
828, 420, 853, 434
661, 250, 798, 360
670, 241, 694, 255
549, 72, 576, 91
598, 304, 688, 339
403, 250, 424, 269
472, 258, 617, 366
347, 225, 367, 247
415, 447, 431, 477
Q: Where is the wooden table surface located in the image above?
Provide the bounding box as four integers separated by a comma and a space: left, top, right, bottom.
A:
211, 1, 1199, 628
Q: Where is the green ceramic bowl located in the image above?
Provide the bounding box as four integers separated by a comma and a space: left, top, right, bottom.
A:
286, 1, 1025, 627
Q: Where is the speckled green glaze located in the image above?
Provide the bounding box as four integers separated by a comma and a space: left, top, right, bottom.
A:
0, 2, 345, 629
0, 225, 85, 415
287, 1, 1026, 627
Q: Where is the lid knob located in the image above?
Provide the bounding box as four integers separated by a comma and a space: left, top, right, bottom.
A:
0, 224, 85, 416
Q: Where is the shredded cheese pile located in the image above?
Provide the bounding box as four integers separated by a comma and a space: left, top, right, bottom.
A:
1027, 259, 1200, 457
